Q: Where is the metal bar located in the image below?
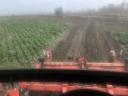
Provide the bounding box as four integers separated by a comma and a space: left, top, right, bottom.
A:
0, 70, 127, 86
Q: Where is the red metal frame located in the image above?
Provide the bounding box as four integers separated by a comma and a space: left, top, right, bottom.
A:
18, 50, 128, 96
19, 60, 128, 96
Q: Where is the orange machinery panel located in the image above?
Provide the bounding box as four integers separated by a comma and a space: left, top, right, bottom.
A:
43, 61, 125, 71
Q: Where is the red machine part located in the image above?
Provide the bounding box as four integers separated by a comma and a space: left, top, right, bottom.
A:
20, 82, 128, 96
6, 88, 19, 96
43, 62, 124, 71
20, 49, 128, 96
21, 61, 127, 96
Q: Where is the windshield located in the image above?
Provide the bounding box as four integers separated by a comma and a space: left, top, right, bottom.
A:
1, 0, 128, 96
0, 0, 128, 70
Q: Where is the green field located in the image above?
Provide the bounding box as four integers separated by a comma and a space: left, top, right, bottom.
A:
0, 17, 64, 69
114, 32, 128, 49
114, 32, 128, 57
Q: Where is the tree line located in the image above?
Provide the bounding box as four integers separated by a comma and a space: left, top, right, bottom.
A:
54, 2, 128, 17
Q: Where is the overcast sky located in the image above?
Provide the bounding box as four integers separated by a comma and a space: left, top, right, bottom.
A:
0, 0, 127, 15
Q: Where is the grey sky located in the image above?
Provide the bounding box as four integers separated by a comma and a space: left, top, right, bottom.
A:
0, 0, 127, 15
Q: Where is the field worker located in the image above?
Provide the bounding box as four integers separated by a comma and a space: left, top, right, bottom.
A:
109, 49, 117, 62
38, 58, 45, 68
35, 58, 45, 69
120, 49, 123, 57
43, 48, 52, 61
77, 56, 88, 70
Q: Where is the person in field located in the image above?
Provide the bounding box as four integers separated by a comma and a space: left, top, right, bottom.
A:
35, 48, 53, 69
109, 49, 117, 62
43, 48, 52, 61
77, 56, 88, 69
35, 58, 45, 69
120, 49, 124, 57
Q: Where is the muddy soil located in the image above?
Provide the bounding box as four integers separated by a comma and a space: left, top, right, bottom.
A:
52, 17, 120, 62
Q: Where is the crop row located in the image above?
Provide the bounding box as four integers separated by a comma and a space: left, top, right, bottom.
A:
0, 18, 64, 69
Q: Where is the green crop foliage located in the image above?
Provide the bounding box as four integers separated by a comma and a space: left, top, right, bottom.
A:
114, 32, 128, 49
0, 17, 64, 69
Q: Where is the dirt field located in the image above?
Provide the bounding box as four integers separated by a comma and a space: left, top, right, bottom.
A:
52, 17, 123, 62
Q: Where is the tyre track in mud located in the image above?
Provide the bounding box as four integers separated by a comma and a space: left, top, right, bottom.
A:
66, 22, 89, 59
84, 21, 105, 61
53, 18, 119, 62
53, 19, 89, 61
53, 23, 79, 60
84, 20, 118, 62
101, 23, 121, 61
